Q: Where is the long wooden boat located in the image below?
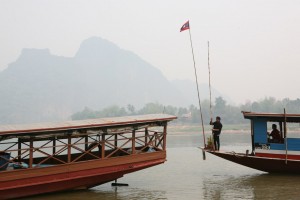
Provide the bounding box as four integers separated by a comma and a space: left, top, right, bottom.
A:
0, 114, 176, 199
202, 111, 300, 174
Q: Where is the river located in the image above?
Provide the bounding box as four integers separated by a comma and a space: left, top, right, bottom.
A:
25, 131, 300, 200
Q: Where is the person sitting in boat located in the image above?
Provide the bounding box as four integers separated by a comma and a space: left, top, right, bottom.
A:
210, 116, 223, 151
87, 141, 102, 156
267, 124, 281, 143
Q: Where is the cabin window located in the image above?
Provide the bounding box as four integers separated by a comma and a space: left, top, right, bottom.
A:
285, 122, 300, 138
266, 122, 300, 140
266, 122, 283, 143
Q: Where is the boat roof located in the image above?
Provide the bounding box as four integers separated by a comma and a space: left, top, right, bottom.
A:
0, 114, 177, 137
242, 111, 300, 122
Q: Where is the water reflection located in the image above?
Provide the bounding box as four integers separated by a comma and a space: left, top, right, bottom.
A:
203, 174, 255, 200
25, 185, 167, 200
247, 174, 300, 199
202, 173, 300, 200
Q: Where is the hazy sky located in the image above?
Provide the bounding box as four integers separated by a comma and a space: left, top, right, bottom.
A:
1, 0, 300, 104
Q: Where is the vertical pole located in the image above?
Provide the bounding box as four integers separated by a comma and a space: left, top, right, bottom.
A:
114, 134, 118, 157
207, 41, 214, 151
18, 138, 21, 163
114, 134, 118, 149
53, 138, 56, 155
279, 122, 283, 139
251, 120, 255, 154
132, 130, 136, 154
101, 134, 105, 159
85, 135, 88, 151
68, 135, 71, 163
284, 109, 288, 164
163, 124, 167, 151
29, 137, 33, 168
207, 41, 212, 120
145, 128, 148, 147
188, 27, 206, 147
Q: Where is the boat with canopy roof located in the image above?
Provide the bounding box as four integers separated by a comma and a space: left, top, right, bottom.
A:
0, 114, 176, 199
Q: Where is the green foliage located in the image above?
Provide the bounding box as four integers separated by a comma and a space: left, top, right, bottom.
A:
137, 102, 165, 114
71, 97, 300, 124
281, 98, 300, 113
127, 104, 135, 114
72, 107, 97, 120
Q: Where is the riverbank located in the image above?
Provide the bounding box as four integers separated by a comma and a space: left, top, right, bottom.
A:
168, 124, 250, 134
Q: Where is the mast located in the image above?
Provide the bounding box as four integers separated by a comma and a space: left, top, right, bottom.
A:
187, 25, 206, 148
207, 41, 212, 120
180, 20, 206, 147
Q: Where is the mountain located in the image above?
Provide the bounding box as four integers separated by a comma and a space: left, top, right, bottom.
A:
0, 37, 226, 124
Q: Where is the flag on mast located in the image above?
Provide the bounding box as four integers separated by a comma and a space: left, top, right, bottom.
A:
179, 19, 207, 148
180, 21, 190, 32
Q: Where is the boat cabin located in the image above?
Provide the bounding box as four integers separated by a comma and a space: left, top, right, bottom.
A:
243, 111, 300, 159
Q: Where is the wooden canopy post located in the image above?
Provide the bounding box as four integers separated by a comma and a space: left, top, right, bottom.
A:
101, 134, 105, 159
114, 134, 118, 150
85, 135, 88, 151
154, 132, 158, 147
68, 135, 71, 163
53, 138, 56, 155
29, 137, 33, 168
18, 138, 21, 163
145, 128, 148, 146
132, 130, 136, 154
163, 124, 167, 151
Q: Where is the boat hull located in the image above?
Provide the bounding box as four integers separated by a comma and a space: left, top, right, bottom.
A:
0, 151, 166, 199
204, 150, 300, 174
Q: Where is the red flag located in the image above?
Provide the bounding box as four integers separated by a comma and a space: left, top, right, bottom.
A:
180, 21, 190, 32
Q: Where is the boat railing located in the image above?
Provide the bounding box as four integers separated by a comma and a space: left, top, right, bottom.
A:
0, 127, 167, 170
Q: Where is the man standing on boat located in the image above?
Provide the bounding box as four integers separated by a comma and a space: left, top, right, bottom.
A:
210, 116, 223, 151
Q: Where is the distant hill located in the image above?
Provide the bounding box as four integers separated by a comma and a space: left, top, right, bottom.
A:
0, 37, 226, 124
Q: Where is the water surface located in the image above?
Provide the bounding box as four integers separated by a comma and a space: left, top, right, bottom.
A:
26, 132, 300, 200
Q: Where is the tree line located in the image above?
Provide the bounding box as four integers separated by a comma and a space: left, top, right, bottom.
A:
71, 97, 300, 124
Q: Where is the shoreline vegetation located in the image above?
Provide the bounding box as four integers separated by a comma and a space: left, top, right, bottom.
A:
71, 97, 300, 136
71, 97, 300, 126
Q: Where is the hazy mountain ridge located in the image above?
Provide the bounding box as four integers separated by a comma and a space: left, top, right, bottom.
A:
0, 37, 224, 124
